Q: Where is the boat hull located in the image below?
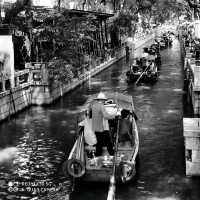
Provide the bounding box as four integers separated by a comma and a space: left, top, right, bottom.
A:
126, 71, 158, 83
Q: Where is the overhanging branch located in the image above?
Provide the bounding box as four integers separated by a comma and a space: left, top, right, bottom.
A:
186, 0, 200, 8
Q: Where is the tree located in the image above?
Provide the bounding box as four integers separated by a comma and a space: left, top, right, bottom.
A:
108, 0, 189, 46
32, 11, 97, 65
110, 0, 156, 38
152, 0, 191, 23
184, 0, 200, 19
3, 0, 32, 24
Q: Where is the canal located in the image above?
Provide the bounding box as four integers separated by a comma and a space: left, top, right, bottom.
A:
0, 39, 200, 200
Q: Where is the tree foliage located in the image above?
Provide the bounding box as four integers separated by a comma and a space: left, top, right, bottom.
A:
109, 0, 190, 38
3, 0, 32, 24
110, 0, 156, 37
32, 11, 97, 67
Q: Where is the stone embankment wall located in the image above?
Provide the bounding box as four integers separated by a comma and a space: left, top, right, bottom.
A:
0, 70, 31, 122
0, 34, 155, 122
31, 48, 126, 105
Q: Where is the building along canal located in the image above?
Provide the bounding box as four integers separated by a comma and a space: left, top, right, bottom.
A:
0, 38, 200, 200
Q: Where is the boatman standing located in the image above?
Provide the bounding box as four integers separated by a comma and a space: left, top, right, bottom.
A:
88, 92, 117, 156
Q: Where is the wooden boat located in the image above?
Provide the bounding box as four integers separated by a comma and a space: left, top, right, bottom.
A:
126, 56, 158, 83
63, 92, 139, 184
146, 44, 161, 66
156, 37, 166, 49
162, 33, 173, 46
157, 34, 173, 49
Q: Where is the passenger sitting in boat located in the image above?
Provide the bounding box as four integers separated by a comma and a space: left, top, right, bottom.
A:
119, 109, 134, 147
88, 92, 117, 156
142, 48, 149, 58
149, 61, 156, 72
131, 65, 139, 73
132, 59, 137, 66
136, 58, 141, 66
130, 60, 139, 72
139, 57, 147, 70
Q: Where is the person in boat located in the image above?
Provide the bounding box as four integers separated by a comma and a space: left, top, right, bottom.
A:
136, 58, 141, 66
118, 109, 134, 147
142, 47, 149, 58
88, 92, 117, 156
130, 59, 139, 73
140, 48, 149, 70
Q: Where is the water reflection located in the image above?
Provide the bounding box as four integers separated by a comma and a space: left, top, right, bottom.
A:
0, 107, 72, 199
0, 147, 18, 164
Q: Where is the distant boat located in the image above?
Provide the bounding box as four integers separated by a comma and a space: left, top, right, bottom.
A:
157, 33, 173, 49
63, 92, 139, 184
126, 57, 158, 84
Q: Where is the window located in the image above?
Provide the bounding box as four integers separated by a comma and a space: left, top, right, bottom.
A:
5, 79, 11, 91
0, 82, 2, 93
186, 149, 192, 162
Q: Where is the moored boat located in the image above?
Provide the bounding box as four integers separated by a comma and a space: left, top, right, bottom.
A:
63, 92, 139, 184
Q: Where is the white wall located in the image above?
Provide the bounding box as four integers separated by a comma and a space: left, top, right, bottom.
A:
0, 35, 14, 88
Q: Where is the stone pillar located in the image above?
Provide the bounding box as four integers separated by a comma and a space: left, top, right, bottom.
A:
194, 66, 200, 87
2, 79, 5, 92
41, 64, 48, 84
15, 76, 19, 87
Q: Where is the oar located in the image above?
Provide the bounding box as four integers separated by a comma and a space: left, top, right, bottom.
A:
135, 61, 152, 86
107, 116, 120, 200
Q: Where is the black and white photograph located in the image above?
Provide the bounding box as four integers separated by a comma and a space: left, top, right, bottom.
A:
0, 0, 200, 200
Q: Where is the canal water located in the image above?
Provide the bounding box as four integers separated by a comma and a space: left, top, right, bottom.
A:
0, 39, 200, 200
